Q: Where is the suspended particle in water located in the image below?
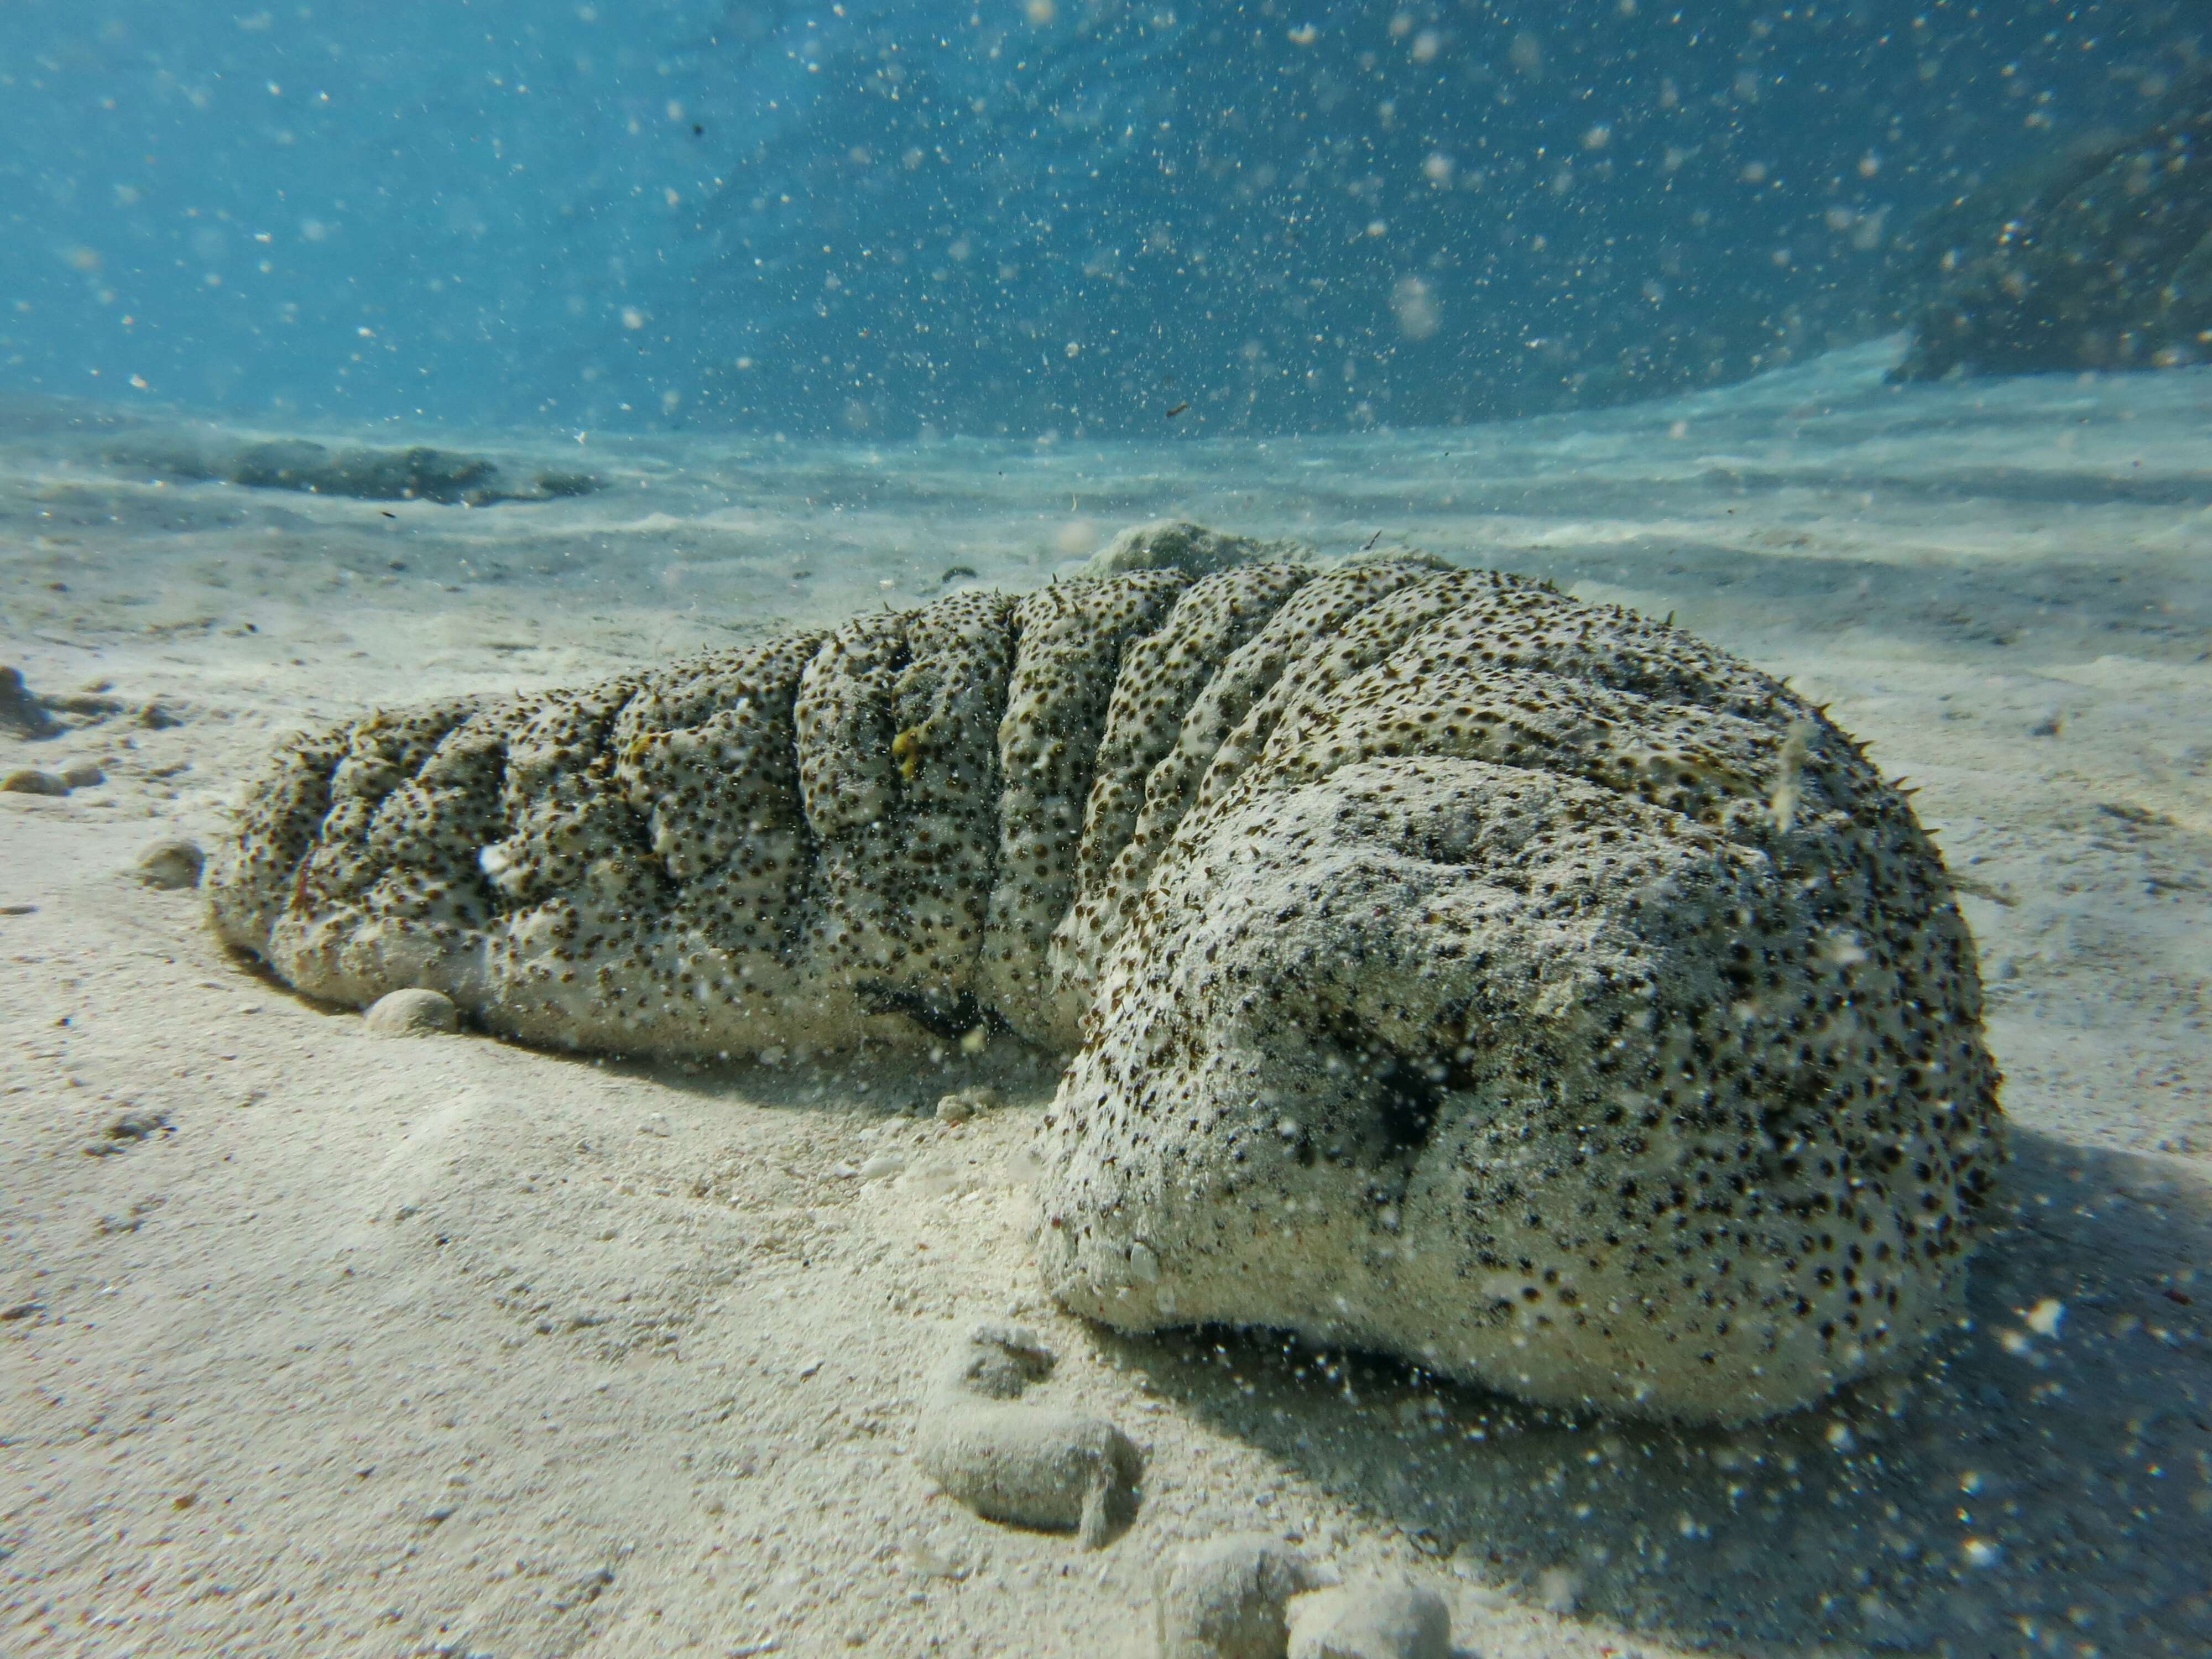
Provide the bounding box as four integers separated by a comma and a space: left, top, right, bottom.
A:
1391, 277, 1439, 341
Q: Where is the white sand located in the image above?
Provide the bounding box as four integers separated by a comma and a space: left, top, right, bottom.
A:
4, 342, 2209, 1657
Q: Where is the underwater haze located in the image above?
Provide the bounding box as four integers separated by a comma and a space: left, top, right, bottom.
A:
3, 5, 2211, 1659
1, 0, 2202, 434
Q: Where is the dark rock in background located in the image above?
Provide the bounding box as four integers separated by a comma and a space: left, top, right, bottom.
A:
1893, 73, 2212, 381
105, 436, 602, 506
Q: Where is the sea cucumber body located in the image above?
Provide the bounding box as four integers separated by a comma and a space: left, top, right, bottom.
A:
211, 552, 2003, 1421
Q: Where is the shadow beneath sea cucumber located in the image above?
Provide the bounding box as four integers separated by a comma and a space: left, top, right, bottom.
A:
1108, 1129, 2212, 1657
596, 1035, 1066, 1122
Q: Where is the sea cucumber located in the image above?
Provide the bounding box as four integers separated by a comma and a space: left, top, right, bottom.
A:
210, 528, 2004, 1422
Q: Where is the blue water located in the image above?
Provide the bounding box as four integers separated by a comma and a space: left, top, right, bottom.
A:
4, 8, 2211, 1658
1, 0, 2196, 435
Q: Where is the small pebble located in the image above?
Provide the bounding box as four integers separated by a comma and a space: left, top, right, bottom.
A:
136, 701, 184, 731
936, 1323, 1056, 1400
915, 1399, 1140, 1549
1286, 1579, 1452, 1659
936, 1084, 1004, 1125
58, 758, 105, 789
2, 769, 69, 797
916, 1323, 1140, 1548
363, 988, 460, 1037
901, 1531, 972, 1581
1156, 1533, 1322, 1659
84, 1109, 171, 1156
133, 838, 205, 890
0, 666, 64, 739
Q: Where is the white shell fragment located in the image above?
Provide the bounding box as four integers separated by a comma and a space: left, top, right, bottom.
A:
363, 987, 461, 1037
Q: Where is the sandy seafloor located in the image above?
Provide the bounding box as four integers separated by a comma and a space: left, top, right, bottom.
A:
1, 338, 2208, 1658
